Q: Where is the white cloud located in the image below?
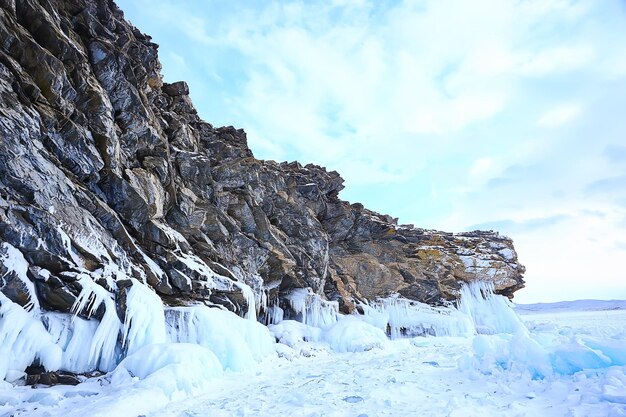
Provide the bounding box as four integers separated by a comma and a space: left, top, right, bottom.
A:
520, 46, 595, 77
469, 158, 495, 180
537, 104, 582, 127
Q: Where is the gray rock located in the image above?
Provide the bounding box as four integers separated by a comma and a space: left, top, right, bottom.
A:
0, 0, 525, 337
162, 81, 189, 96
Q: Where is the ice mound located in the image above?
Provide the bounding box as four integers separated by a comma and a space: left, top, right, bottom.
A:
269, 316, 388, 353
165, 305, 275, 371
460, 332, 553, 378
269, 320, 322, 348
464, 332, 626, 379
323, 316, 389, 353
111, 343, 223, 397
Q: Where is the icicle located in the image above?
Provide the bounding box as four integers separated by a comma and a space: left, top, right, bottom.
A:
457, 280, 526, 335
71, 274, 122, 372
360, 296, 474, 338
43, 312, 99, 373
164, 305, 274, 371
122, 279, 167, 355
233, 281, 256, 320
286, 288, 338, 329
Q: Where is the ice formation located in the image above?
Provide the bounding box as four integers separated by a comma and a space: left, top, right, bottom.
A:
269, 317, 388, 353
286, 288, 339, 329
37, 277, 164, 375
1, 267, 623, 410
122, 279, 167, 356
268, 320, 322, 349
1, 268, 273, 383
263, 301, 285, 326
165, 305, 275, 371
323, 316, 389, 353
70, 275, 122, 372
457, 280, 526, 334
360, 296, 475, 338
0, 294, 62, 381
233, 280, 257, 320
462, 330, 626, 379
111, 343, 223, 397
456, 282, 626, 379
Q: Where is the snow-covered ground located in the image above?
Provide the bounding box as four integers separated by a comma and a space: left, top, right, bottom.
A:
153, 306, 626, 417
1, 294, 625, 417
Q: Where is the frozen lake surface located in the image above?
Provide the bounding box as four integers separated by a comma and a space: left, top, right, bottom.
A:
152, 307, 626, 417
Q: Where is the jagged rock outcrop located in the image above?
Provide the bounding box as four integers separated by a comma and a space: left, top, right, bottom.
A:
0, 0, 524, 324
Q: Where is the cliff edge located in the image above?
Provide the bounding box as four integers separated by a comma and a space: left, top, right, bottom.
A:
0, 0, 524, 330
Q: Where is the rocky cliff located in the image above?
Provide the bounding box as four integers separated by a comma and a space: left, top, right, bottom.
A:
0, 0, 524, 328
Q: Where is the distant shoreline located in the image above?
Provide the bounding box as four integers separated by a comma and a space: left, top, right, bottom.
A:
515, 299, 626, 313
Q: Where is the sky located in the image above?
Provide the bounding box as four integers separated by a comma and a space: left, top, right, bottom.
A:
117, 0, 626, 303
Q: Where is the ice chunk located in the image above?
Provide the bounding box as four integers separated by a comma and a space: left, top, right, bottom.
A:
550, 341, 611, 375
603, 368, 626, 404
462, 332, 552, 379
463, 327, 626, 378
582, 337, 626, 366
165, 305, 275, 371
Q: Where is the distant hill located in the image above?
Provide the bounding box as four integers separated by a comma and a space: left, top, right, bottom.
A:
515, 299, 626, 313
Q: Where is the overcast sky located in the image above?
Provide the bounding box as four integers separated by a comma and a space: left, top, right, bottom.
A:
118, 0, 626, 303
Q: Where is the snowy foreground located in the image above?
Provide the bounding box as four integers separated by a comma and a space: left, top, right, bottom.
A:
1, 289, 626, 417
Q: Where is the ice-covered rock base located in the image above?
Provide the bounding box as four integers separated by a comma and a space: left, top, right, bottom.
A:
1, 280, 625, 416
2, 304, 625, 417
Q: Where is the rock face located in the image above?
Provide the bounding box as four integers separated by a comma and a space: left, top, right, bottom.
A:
0, 0, 524, 324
